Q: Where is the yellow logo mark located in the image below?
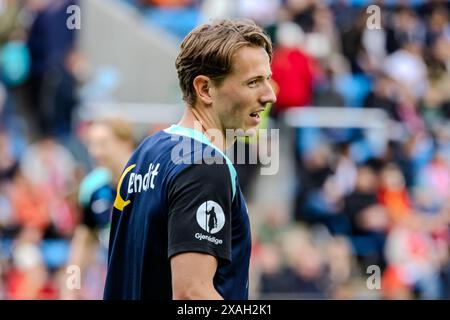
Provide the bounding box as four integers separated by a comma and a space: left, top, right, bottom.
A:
113, 163, 136, 211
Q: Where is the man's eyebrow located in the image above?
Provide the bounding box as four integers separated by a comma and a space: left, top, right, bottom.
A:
245, 73, 272, 81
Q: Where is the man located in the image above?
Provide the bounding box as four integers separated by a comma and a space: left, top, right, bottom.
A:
206, 205, 217, 233
103, 19, 276, 300
63, 117, 135, 299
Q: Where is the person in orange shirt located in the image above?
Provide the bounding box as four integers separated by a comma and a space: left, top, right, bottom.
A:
378, 163, 413, 225
9, 170, 52, 233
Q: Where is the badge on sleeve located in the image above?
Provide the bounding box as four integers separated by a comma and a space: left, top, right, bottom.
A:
196, 201, 225, 234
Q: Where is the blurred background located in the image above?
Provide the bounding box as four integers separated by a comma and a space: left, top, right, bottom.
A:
1, 0, 450, 300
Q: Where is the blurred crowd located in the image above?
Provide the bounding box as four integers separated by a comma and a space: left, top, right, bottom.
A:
251, 0, 450, 300
1, 0, 450, 299
0, 0, 111, 299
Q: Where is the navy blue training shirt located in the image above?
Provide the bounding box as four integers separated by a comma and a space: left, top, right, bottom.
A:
103, 125, 251, 300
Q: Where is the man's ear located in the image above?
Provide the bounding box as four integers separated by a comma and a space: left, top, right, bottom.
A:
193, 75, 213, 105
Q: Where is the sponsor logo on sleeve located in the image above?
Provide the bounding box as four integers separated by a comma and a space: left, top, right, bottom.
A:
195, 200, 225, 245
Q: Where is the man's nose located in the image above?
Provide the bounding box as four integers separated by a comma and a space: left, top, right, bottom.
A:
261, 80, 277, 105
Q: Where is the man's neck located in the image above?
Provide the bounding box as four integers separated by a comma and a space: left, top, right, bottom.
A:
177, 106, 235, 152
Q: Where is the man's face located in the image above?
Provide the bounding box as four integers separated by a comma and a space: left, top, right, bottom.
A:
86, 123, 119, 168
209, 46, 276, 133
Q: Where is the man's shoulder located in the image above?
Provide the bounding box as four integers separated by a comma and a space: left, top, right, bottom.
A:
134, 128, 237, 198
130, 130, 178, 162
79, 167, 113, 207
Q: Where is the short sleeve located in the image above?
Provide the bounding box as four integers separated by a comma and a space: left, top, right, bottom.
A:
167, 161, 233, 263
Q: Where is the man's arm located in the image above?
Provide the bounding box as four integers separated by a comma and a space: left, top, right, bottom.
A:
167, 159, 233, 300
62, 225, 97, 299
171, 252, 223, 300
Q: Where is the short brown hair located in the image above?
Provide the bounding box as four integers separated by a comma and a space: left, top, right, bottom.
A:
175, 19, 273, 106
93, 117, 136, 148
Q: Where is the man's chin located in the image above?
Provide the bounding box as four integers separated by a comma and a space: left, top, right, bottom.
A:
234, 126, 257, 137
226, 125, 258, 138
244, 127, 258, 137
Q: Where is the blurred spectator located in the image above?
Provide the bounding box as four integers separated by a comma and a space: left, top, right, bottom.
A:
384, 217, 443, 299
324, 235, 357, 299
63, 117, 135, 299
34, 48, 81, 139
382, 38, 428, 101
343, 164, 389, 270
329, 0, 359, 34
386, 6, 426, 55
9, 169, 52, 233
424, 5, 450, 47
5, 228, 58, 299
312, 62, 346, 107
381, 9, 430, 137
378, 163, 414, 224
280, 226, 331, 299
19, 137, 79, 238
422, 36, 450, 129
361, 9, 388, 72
287, 0, 315, 33
295, 143, 348, 234
415, 152, 450, 214
340, 10, 369, 74
25, 0, 78, 138
20, 137, 77, 196
417, 0, 450, 19
258, 226, 330, 299
257, 206, 289, 244
270, 21, 315, 119
331, 142, 357, 197
0, 0, 22, 47
389, 134, 434, 188
305, 3, 340, 61
363, 73, 401, 121
256, 242, 288, 297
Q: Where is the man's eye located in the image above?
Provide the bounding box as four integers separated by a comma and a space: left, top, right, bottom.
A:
248, 80, 258, 87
